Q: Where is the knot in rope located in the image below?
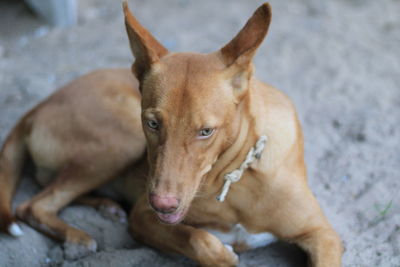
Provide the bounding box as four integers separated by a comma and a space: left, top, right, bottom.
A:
216, 135, 268, 202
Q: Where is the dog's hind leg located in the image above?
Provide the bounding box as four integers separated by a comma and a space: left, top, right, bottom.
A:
0, 120, 28, 236
16, 162, 117, 260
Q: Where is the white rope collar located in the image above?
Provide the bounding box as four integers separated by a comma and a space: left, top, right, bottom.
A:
216, 135, 268, 202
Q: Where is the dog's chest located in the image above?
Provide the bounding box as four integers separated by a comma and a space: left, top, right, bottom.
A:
205, 224, 276, 250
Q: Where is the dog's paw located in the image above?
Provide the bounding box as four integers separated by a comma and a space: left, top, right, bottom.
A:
63, 232, 97, 260
99, 204, 127, 224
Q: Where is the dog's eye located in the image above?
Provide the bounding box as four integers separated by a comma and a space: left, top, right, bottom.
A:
198, 128, 214, 139
147, 119, 159, 130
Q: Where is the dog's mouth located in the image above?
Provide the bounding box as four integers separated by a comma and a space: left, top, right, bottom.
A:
155, 208, 187, 224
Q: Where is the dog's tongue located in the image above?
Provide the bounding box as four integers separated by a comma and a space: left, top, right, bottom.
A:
156, 211, 184, 224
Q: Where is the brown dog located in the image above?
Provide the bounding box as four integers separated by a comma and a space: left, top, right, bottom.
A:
0, 2, 342, 266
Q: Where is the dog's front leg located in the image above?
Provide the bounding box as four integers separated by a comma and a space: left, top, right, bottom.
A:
130, 196, 238, 267
294, 227, 343, 267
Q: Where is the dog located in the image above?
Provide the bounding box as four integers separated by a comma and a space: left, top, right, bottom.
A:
0, 2, 343, 266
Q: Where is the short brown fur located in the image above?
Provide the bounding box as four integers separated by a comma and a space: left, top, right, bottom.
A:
0, 2, 342, 266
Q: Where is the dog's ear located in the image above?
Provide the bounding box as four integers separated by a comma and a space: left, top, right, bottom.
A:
219, 3, 271, 99
220, 3, 271, 67
123, 2, 168, 81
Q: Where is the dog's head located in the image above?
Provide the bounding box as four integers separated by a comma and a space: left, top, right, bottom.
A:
123, 2, 271, 224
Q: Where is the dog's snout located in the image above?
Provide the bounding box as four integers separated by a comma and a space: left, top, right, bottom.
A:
149, 193, 180, 213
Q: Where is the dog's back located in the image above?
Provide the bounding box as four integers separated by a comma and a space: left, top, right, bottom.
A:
27, 68, 145, 175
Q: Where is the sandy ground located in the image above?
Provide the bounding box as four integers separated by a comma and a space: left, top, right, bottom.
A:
0, 0, 399, 266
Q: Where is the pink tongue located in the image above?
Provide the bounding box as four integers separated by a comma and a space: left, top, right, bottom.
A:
157, 211, 184, 224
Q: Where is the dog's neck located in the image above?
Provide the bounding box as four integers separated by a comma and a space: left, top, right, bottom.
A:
216, 134, 267, 202
205, 82, 261, 192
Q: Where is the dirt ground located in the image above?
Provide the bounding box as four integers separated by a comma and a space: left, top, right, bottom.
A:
0, 0, 399, 266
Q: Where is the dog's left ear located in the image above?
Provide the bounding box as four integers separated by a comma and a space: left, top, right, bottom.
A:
123, 2, 168, 81
219, 3, 272, 99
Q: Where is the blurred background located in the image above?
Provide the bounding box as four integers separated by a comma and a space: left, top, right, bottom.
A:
0, 0, 399, 266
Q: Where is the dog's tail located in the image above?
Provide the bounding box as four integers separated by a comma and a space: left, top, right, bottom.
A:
0, 118, 29, 237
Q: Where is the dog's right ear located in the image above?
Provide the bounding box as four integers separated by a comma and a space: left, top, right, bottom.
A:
123, 2, 168, 81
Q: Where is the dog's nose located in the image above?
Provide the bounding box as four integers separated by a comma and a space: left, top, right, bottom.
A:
149, 193, 179, 214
